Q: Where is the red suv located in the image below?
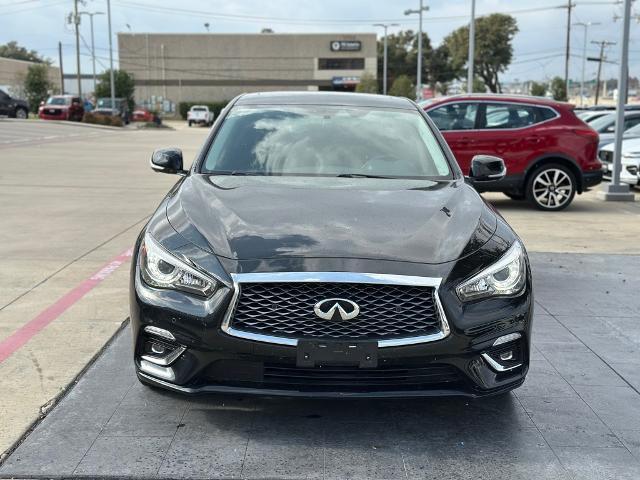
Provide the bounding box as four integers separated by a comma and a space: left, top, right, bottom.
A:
423, 94, 603, 210
38, 95, 84, 122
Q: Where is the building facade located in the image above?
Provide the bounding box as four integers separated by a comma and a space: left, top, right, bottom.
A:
0, 57, 61, 97
117, 33, 377, 108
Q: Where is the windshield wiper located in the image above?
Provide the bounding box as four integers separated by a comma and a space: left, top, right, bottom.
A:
209, 171, 265, 176
336, 173, 394, 179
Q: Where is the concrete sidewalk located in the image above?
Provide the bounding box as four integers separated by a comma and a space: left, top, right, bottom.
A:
2, 252, 639, 479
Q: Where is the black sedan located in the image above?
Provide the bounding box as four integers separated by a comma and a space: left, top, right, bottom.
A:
130, 91, 533, 398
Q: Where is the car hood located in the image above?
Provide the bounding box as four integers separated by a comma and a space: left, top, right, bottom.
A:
166, 175, 497, 264
601, 136, 640, 153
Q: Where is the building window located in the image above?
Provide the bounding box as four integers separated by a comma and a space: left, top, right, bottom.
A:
318, 58, 365, 70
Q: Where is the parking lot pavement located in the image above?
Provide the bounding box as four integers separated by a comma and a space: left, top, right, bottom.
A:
0, 121, 204, 455
0, 118, 122, 147
1, 252, 639, 479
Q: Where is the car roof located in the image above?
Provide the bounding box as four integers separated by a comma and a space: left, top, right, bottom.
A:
424, 93, 572, 109
235, 91, 416, 110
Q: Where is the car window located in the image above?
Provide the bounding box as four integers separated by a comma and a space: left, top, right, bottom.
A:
537, 107, 557, 121
589, 113, 616, 132
624, 116, 640, 130
192, 107, 207, 112
0, 90, 9, 101
427, 103, 478, 131
625, 123, 640, 135
46, 97, 70, 105
203, 105, 452, 178
481, 103, 539, 129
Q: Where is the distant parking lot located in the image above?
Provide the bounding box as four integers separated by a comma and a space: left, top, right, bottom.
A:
1, 120, 639, 478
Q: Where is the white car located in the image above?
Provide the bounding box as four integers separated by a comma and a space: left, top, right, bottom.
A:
187, 105, 214, 127
599, 137, 640, 187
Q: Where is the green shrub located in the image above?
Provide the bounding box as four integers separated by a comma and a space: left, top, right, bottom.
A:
178, 101, 229, 120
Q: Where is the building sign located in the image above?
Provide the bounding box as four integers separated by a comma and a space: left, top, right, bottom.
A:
332, 76, 360, 86
330, 40, 362, 52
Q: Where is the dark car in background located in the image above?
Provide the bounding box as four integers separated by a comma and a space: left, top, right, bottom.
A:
423, 94, 602, 211
0, 89, 29, 119
94, 97, 130, 124
38, 95, 84, 121
130, 92, 533, 399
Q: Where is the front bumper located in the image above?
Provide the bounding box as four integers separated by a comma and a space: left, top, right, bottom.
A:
131, 266, 533, 398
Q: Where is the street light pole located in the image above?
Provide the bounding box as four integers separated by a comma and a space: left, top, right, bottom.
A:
467, 0, 476, 93
73, 0, 82, 97
373, 23, 399, 95
107, 0, 116, 113
574, 21, 600, 107
79, 11, 105, 94
404, 1, 429, 101
597, 0, 635, 202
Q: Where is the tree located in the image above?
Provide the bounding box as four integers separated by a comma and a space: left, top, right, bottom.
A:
356, 72, 378, 94
377, 31, 456, 92
0, 41, 46, 63
443, 14, 518, 93
24, 64, 53, 113
550, 76, 567, 101
530, 81, 547, 97
95, 69, 136, 110
388, 75, 414, 98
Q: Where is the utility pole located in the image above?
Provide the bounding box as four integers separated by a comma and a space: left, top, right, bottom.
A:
79, 11, 105, 93
467, 0, 476, 93
405, 1, 429, 101
563, 1, 575, 100
161, 44, 167, 103
58, 41, 65, 95
373, 23, 399, 95
574, 22, 600, 106
590, 40, 615, 105
73, 0, 82, 97
107, 0, 116, 113
598, 0, 635, 202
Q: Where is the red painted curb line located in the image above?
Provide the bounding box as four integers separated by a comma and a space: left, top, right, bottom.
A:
0, 248, 134, 364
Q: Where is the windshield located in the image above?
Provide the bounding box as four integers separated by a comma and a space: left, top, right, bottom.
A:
46, 97, 69, 105
201, 105, 452, 179
97, 98, 122, 108
590, 113, 616, 132
625, 123, 640, 135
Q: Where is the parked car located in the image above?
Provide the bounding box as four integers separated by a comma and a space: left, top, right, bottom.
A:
94, 97, 130, 124
132, 91, 533, 398
588, 111, 640, 148
0, 89, 29, 118
187, 105, 214, 127
599, 137, 640, 187
38, 95, 84, 121
132, 108, 156, 122
424, 94, 603, 211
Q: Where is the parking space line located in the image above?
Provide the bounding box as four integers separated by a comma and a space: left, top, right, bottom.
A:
0, 248, 133, 364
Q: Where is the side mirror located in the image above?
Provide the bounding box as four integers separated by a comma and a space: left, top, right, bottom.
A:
469, 155, 506, 182
151, 148, 186, 175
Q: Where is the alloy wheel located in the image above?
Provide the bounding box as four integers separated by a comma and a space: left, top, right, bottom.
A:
531, 168, 574, 209
15, 109, 27, 119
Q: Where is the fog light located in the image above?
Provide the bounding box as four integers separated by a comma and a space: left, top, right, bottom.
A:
141, 339, 186, 366
482, 337, 523, 373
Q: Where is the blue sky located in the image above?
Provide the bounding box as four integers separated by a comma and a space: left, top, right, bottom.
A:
0, 0, 636, 84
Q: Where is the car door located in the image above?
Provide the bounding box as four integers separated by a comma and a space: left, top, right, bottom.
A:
472, 102, 540, 176
426, 102, 480, 174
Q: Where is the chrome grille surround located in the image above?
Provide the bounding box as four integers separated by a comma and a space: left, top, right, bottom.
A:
221, 272, 450, 347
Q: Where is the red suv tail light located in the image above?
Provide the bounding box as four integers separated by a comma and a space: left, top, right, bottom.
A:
572, 127, 599, 141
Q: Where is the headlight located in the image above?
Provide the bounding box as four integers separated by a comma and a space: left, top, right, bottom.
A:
456, 242, 526, 301
139, 233, 216, 297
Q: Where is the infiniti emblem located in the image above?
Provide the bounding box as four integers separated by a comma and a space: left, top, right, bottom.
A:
313, 298, 360, 321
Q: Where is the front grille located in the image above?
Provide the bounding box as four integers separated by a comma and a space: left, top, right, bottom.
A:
262, 363, 461, 392
230, 282, 441, 341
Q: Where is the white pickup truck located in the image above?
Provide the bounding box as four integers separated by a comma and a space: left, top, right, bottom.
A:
187, 105, 214, 127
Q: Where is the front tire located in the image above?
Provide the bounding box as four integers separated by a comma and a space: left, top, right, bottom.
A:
526, 164, 576, 211
14, 107, 28, 119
